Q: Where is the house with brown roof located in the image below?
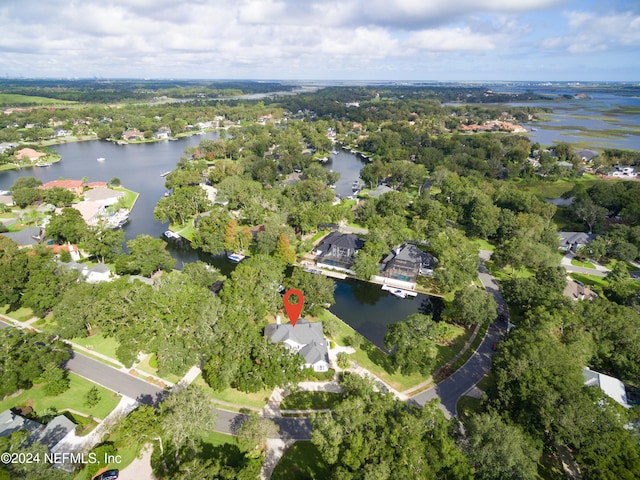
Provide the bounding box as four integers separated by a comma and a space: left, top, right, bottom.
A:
15, 148, 47, 162
39, 180, 84, 196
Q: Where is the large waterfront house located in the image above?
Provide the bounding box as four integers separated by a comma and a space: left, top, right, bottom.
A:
313, 231, 364, 274
375, 243, 437, 290
264, 320, 330, 372
39, 179, 84, 196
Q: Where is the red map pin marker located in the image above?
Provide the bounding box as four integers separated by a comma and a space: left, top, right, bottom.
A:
283, 289, 304, 327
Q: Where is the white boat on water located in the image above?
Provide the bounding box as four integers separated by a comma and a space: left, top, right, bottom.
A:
164, 230, 180, 240
227, 252, 246, 263
381, 284, 417, 298
97, 157, 106, 162
160, 170, 172, 177
390, 289, 407, 298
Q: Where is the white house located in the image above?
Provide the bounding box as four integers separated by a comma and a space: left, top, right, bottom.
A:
609, 165, 638, 178
264, 320, 330, 372
583, 367, 631, 408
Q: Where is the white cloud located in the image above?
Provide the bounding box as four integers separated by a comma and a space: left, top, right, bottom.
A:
407, 27, 497, 51
541, 9, 640, 54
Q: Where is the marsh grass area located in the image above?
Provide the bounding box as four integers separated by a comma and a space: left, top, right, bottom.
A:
314, 309, 471, 392
0, 372, 119, 420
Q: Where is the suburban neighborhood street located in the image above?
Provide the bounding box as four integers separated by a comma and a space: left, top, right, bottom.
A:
412, 251, 507, 417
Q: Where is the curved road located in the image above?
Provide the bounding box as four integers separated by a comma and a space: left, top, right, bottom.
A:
1, 249, 508, 431
0, 320, 312, 439
411, 250, 508, 418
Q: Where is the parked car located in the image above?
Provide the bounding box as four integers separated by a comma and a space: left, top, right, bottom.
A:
93, 470, 119, 480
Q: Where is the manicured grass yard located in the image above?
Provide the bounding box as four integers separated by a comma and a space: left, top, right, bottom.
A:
0, 372, 120, 420
456, 395, 483, 421
136, 353, 182, 385
193, 375, 271, 409
113, 187, 139, 210
272, 441, 330, 480
280, 391, 341, 411
71, 333, 120, 360
568, 272, 609, 290
0, 304, 35, 322
571, 258, 595, 269
471, 238, 495, 252
313, 309, 469, 392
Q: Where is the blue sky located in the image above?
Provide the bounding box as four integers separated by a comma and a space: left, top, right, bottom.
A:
0, 0, 638, 81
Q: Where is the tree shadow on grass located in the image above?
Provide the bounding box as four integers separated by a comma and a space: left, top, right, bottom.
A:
360, 340, 395, 374
271, 441, 330, 480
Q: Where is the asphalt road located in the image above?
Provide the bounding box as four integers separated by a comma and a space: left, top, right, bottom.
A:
1, 319, 313, 439
2, 248, 508, 429
411, 251, 508, 418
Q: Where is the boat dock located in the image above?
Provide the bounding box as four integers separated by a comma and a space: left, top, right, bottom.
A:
381, 284, 417, 297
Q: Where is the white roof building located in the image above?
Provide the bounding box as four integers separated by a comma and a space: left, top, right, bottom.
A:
583, 367, 630, 408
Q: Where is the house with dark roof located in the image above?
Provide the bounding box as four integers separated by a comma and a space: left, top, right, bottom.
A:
575, 149, 598, 163
0, 410, 76, 451
264, 320, 330, 372
313, 231, 364, 274
376, 243, 437, 289
1, 227, 44, 247
558, 231, 597, 252
0, 409, 41, 439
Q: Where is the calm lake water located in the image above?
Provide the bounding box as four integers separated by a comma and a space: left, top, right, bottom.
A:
1, 134, 433, 345
330, 278, 443, 350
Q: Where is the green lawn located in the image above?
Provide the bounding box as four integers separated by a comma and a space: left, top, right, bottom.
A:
0, 372, 120, 419
71, 333, 120, 360
521, 175, 600, 200
485, 261, 536, 281
456, 395, 483, 421
568, 272, 609, 289
280, 391, 341, 411
0, 93, 76, 106
173, 220, 196, 241
136, 353, 182, 385
471, 238, 495, 252
193, 375, 271, 409
571, 258, 595, 269
272, 441, 330, 480
314, 309, 468, 392
310, 229, 330, 242
113, 187, 139, 210
0, 304, 35, 322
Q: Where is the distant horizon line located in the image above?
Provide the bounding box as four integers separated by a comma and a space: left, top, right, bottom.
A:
1, 77, 638, 85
